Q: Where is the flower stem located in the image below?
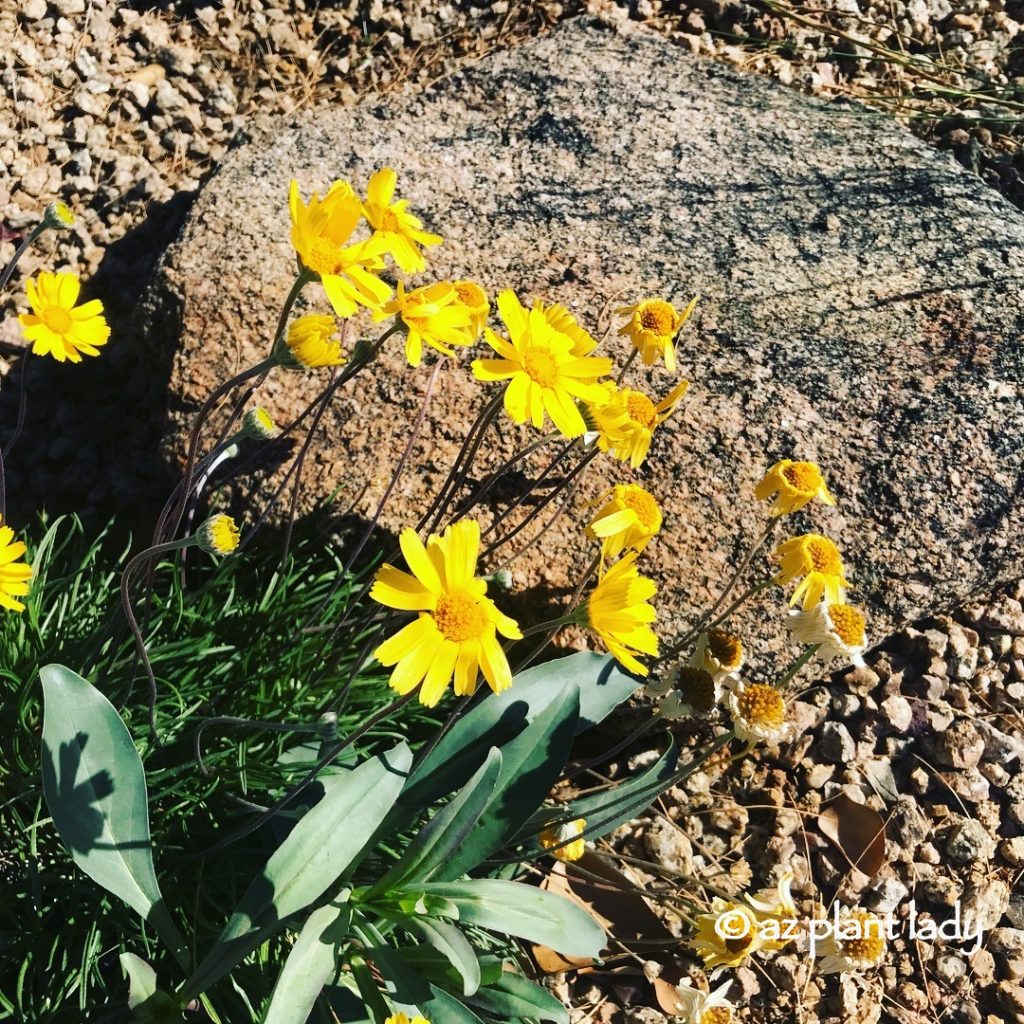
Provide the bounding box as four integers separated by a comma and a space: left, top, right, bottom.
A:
773, 644, 819, 690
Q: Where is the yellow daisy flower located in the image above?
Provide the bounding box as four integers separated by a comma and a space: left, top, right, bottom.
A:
385, 1015, 430, 1024
724, 679, 788, 743
774, 533, 850, 609
787, 601, 867, 665
196, 514, 240, 556
616, 295, 697, 372
534, 299, 598, 357
584, 551, 658, 676
376, 281, 475, 367
539, 817, 587, 862
362, 167, 442, 274
472, 290, 612, 439
689, 898, 775, 970
18, 272, 110, 363
371, 520, 522, 707
816, 908, 887, 974
755, 459, 835, 517
0, 518, 32, 613
278, 314, 345, 369
586, 379, 689, 469
289, 178, 391, 317
586, 483, 662, 563
453, 280, 489, 339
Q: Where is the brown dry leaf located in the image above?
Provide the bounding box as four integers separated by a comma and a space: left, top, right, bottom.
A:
654, 976, 686, 1015
817, 792, 887, 878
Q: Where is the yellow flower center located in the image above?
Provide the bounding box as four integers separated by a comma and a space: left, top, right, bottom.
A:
675, 666, 717, 713
303, 236, 343, 276
702, 1008, 733, 1024
828, 603, 865, 646
638, 300, 676, 336
522, 347, 560, 388
837, 911, 886, 963
377, 207, 401, 233
735, 684, 785, 729
433, 592, 488, 643
43, 307, 73, 334
706, 628, 743, 670
806, 537, 842, 575
625, 391, 657, 428
620, 485, 659, 530
782, 462, 821, 494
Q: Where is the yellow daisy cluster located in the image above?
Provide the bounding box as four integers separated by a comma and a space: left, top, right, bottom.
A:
286, 168, 487, 368
755, 459, 869, 665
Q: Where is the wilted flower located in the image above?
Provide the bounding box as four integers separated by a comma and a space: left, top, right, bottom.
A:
242, 406, 278, 440
362, 167, 442, 274
755, 459, 835, 517
747, 871, 798, 919
616, 296, 697, 372
787, 601, 867, 665
586, 379, 689, 469
472, 290, 611, 439
288, 178, 391, 316
18, 271, 110, 363
376, 281, 474, 367
665, 979, 736, 1023
280, 314, 345, 369
0, 517, 32, 613
586, 483, 663, 563
724, 679, 788, 744
196, 514, 240, 556
661, 665, 719, 718
689, 899, 773, 970
692, 627, 744, 682
539, 818, 587, 862
585, 552, 658, 676
816, 908, 887, 974
774, 533, 850, 609
370, 521, 522, 707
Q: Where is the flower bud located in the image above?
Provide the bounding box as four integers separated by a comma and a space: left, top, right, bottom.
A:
42, 201, 74, 232
242, 406, 278, 440
196, 514, 240, 556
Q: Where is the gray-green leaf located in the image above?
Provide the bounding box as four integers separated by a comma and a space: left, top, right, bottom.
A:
40, 664, 188, 966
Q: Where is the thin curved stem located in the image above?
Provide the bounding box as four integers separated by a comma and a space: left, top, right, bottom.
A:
119, 538, 194, 744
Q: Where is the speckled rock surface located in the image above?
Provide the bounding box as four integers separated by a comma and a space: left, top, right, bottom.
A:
141, 16, 1024, 653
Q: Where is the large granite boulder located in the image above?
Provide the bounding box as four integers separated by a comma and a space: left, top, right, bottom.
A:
140, 17, 1024, 658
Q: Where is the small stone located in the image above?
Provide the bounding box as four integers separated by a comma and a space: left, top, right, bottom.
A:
945, 816, 997, 864
934, 954, 967, 985
996, 980, 1024, 1018
1002, 838, 1024, 867
962, 880, 1010, 933
643, 818, 693, 875
989, 928, 1024, 959
819, 722, 856, 763
881, 694, 913, 732
933, 720, 986, 769
21, 0, 46, 19
919, 874, 962, 907
865, 875, 908, 914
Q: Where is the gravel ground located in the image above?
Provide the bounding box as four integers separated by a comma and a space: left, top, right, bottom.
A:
563, 582, 1024, 1023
